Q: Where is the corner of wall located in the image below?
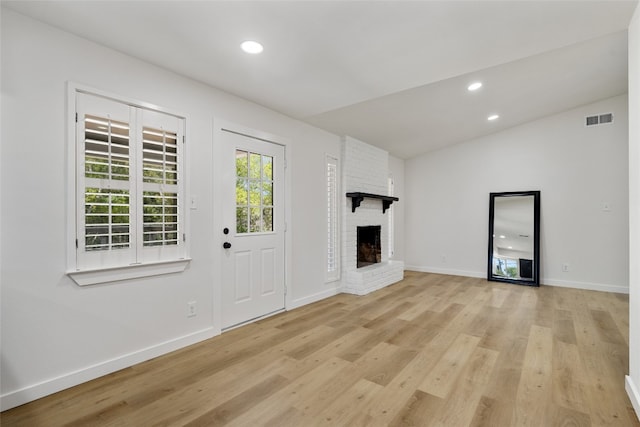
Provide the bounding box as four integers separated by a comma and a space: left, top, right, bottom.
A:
628, 3, 640, 421
627, 376, 640, 422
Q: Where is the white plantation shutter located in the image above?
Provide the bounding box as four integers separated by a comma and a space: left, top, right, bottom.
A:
326, 155, 340, 282
83, 115, 131, 253
139, 109, 184, 263
75, 92, 185, 271
77, 94, 136, 269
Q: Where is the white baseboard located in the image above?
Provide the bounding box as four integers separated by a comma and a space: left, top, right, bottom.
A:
289, 286, 338, 310
404, 265, 485, 279
626, 376, 640, 422
404, 265, 629, 294
542, 278, 629, 294
0, 327, 219, 411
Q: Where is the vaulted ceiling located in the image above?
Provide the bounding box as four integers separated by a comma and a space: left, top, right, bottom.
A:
4, 0, 637, 158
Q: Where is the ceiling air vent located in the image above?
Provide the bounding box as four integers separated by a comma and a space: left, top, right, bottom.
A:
585, 113, 614, 127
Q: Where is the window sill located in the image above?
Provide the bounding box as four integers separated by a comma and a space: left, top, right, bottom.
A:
67, 259, 191, 286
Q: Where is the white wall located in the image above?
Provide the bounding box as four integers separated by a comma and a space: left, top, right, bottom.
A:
627, 4, 640, 419
0, 9, 341, 409
405, 94, 629, 293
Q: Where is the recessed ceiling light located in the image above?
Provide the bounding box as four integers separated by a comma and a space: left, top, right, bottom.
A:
241, 40, 263, 54
488, 114, 500, 121
499, 235, 506, 239
467, 82, 482, 91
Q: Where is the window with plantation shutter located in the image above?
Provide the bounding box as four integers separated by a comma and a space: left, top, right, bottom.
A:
84, 115, 131, 252
69, 87, 188, 285
142, 126, 180, 248
326, 155, 340, 282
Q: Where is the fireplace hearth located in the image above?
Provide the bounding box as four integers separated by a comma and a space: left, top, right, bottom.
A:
357, 225, 381, 268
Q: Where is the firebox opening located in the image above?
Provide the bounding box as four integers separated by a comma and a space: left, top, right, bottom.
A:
357, 225, 382, 268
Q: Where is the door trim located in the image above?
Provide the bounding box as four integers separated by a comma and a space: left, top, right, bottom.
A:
212, 118, 292, 333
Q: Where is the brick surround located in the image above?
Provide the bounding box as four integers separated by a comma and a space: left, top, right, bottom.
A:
341, 136, 404, 295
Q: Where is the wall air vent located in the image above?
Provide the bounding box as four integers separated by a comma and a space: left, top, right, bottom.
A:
599, 113, 613, 124
585, 113, 614, 127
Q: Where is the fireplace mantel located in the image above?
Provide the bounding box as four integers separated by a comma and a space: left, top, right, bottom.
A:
346, 192, 399, 214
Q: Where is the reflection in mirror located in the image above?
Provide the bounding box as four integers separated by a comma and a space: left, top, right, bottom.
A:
488, 191, 540, 286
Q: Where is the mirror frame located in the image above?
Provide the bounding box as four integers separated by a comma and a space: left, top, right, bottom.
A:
487, 190, 540, 286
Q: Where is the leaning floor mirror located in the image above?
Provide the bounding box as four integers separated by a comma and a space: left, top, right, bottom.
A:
487, 191, 540, 286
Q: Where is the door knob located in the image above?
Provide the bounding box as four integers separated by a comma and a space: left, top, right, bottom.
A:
223, 242, 232, 249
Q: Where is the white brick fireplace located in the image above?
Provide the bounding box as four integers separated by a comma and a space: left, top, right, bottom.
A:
341, 136, 404, 295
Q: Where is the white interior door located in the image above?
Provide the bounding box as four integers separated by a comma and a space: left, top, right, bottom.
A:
221, 129, 285, 329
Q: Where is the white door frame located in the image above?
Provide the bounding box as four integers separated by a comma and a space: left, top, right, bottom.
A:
212, 118, 292, 333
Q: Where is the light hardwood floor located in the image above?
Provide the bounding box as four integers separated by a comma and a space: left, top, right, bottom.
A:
2, 271, 638, 426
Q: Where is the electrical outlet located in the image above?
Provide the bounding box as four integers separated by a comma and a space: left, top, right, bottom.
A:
187, 301, 197, 318
562, 263, 569, 273
441, 254, 447, 263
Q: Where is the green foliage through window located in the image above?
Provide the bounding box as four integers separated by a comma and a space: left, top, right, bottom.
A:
143, 191, 179, 246
82, 112, 181, 253
235, 150, 274, 234
84, 188, 130, 251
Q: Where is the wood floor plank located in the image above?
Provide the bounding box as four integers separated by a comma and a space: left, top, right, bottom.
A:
469, 395, 514, 427
477, 303, 531, 351
388, 390, 444, 427
350, 331, 459, 426
124, 354, 299, 426
285, 324, 355, 360
225, 357, 352, 427
442, 289, 491, 333
183, 374, 290, 426
515, 325, 554, 426
449, 283, 484, 305
280, 326, 372, 379
315, 378, 384, 426
363, 300, 414, 329
288, 361, 365, 419
552, 340, 589, 414
433, 346, 499, 426
418, 333, 481, 398
553, 308, 578, 344
533, 286, 555, 328
396, 296, 442, 321
262, 406, 303, 427
2, 272, 638, 427
482, 335, 528, 403
363, 345, 418, 386
544, 403, 592, 427
337, 317, 409, 362
518, 286, 539, 310
487, 286, 511, 308
590, 309, 627, 346
289, 341, 408, 420
465, 304, 496, 338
